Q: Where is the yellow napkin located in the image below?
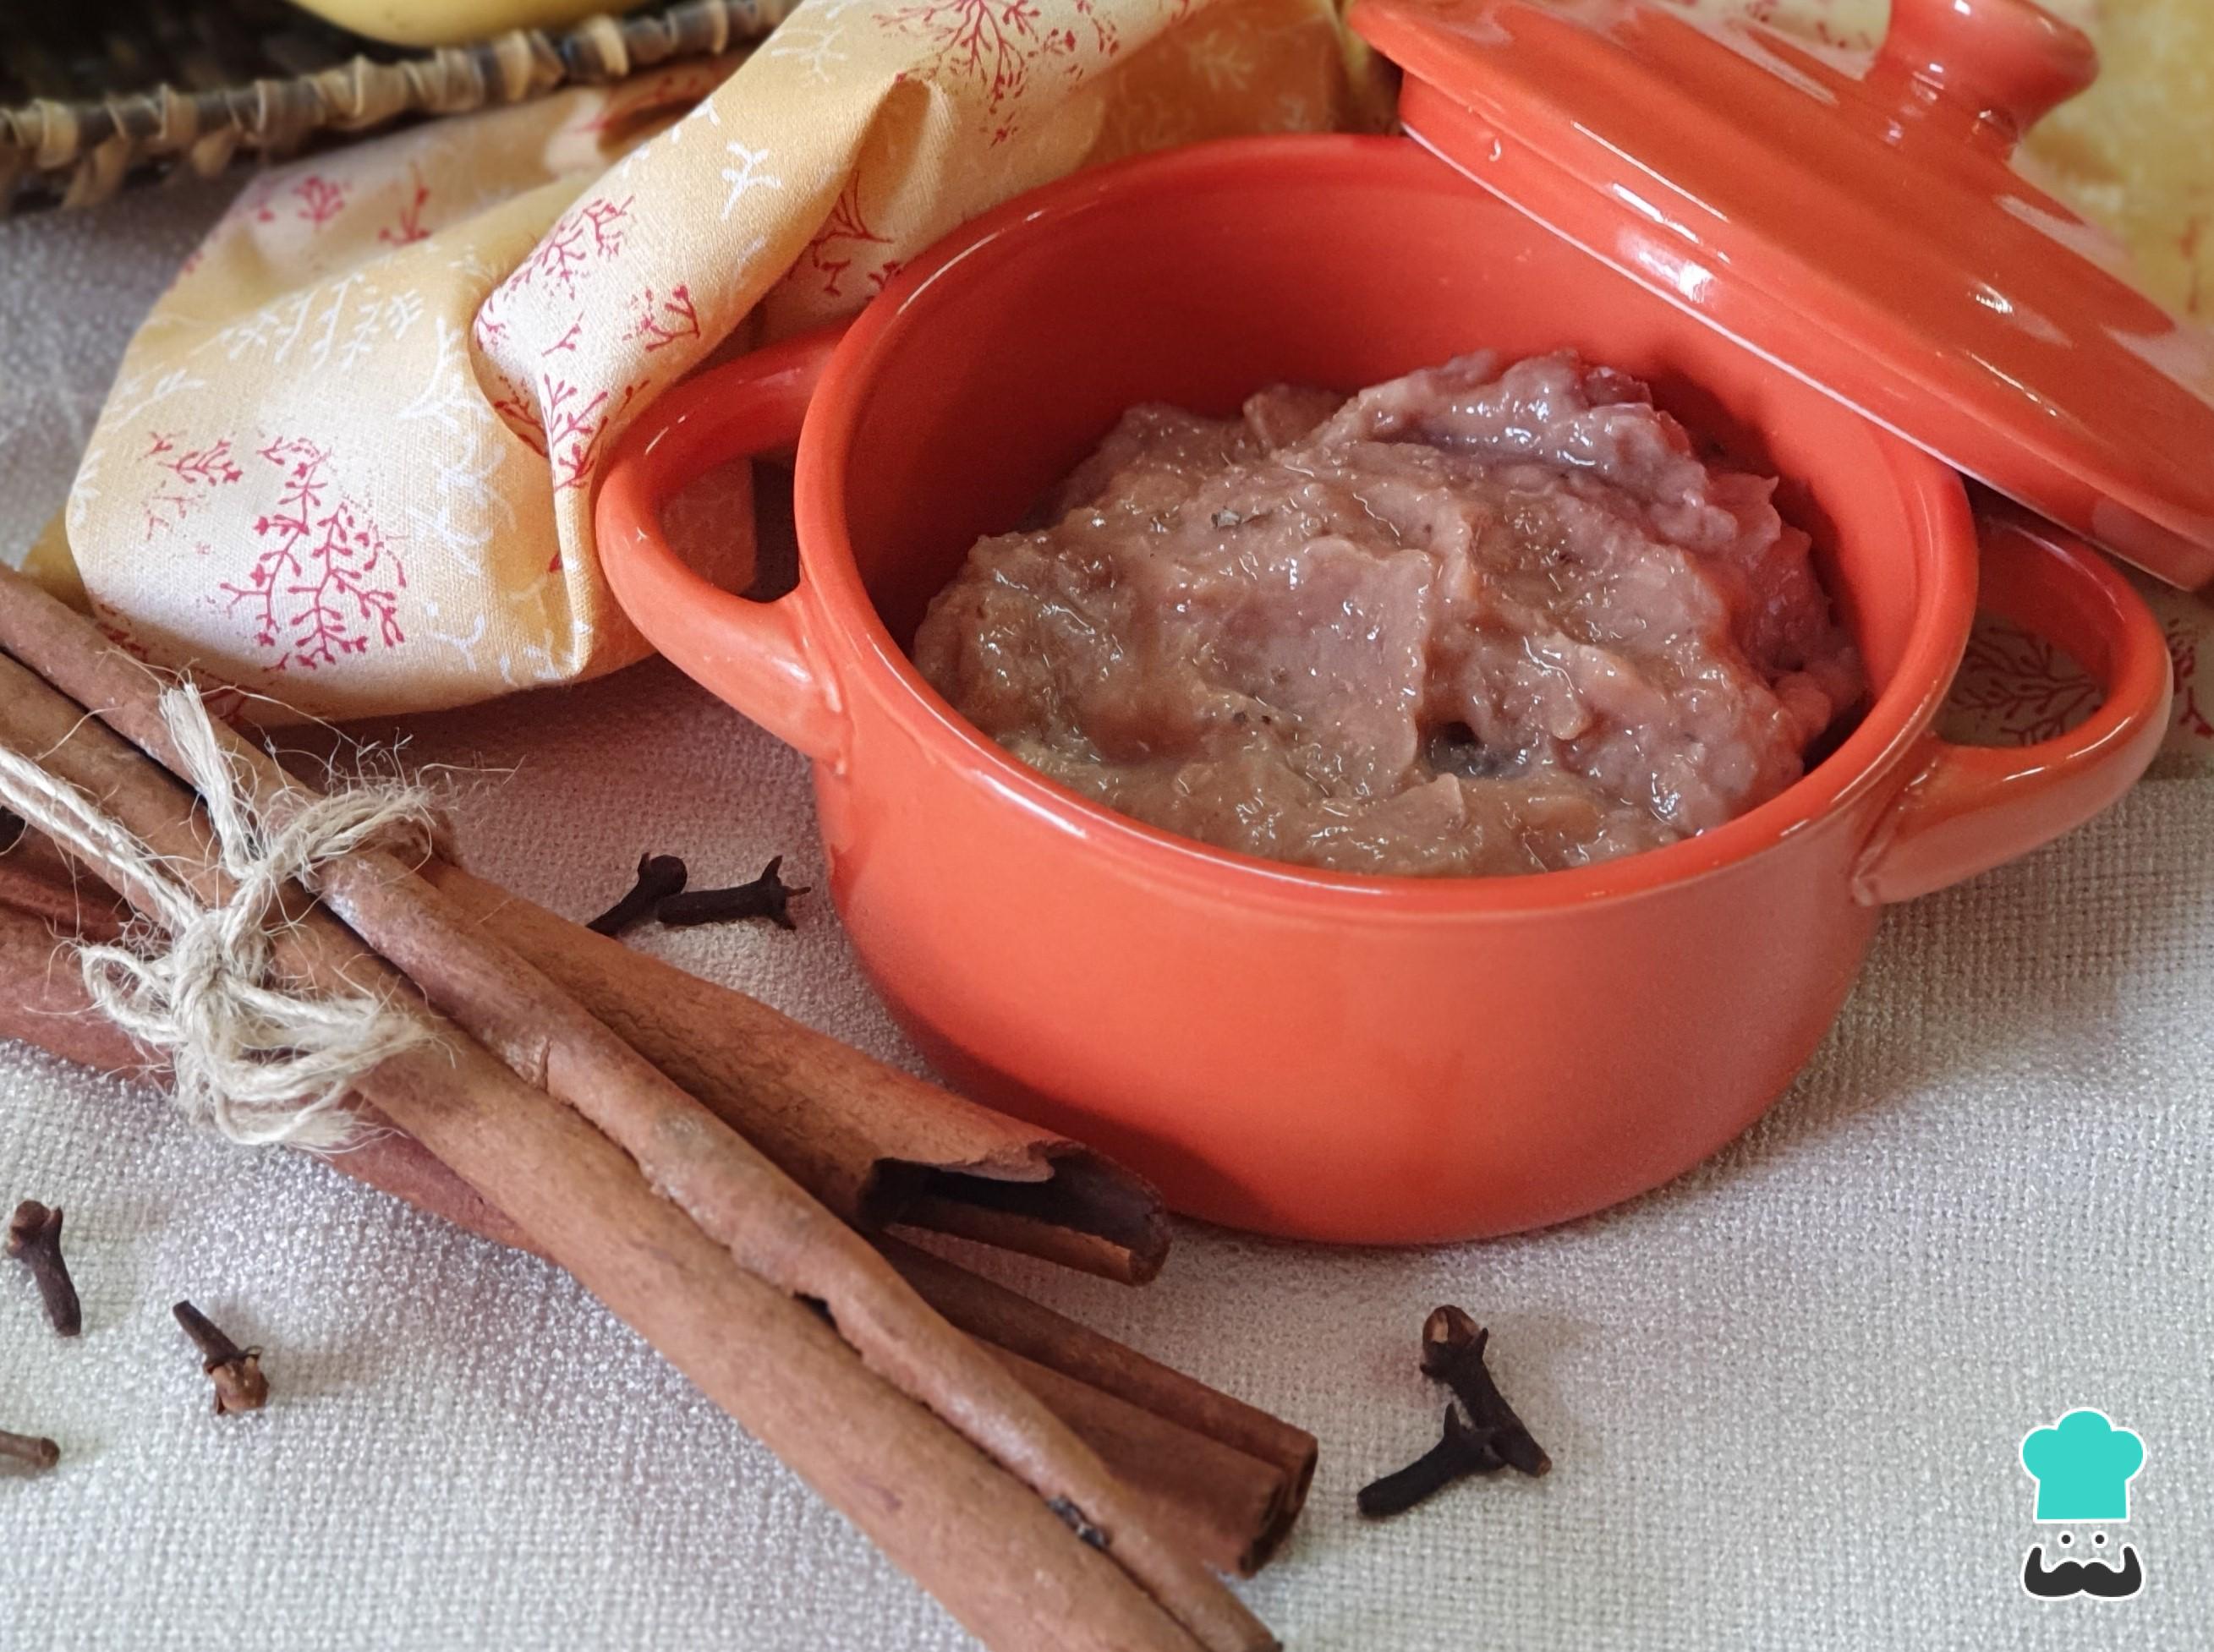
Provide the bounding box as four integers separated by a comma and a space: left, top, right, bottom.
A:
38, 0, 1370, 721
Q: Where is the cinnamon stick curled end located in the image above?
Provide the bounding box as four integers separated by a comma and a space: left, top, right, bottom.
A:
890, 1147, 1173, 1287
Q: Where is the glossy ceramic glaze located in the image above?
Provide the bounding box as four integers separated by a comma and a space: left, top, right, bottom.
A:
597, 137, 2171, 1242
1351, 0, 2214, 587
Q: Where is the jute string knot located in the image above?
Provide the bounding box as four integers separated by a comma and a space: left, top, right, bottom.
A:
0, 684, 437, 1148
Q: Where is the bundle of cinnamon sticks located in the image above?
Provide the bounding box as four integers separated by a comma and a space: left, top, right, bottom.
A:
0, 563, 1313, 1651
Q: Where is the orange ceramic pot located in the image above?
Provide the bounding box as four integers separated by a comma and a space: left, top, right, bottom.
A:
597, 136, 2171, 1244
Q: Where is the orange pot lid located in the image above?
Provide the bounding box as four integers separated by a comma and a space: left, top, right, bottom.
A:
1348, 0, 2214, 588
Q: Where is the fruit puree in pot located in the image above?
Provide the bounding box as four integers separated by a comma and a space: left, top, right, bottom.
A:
913, 352, 1865, 877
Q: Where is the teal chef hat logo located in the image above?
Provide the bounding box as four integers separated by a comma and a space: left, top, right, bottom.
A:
2020, 1409, 2145, 1523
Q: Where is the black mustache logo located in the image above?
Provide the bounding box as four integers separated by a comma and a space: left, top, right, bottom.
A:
2023, 1543, 2144, 1599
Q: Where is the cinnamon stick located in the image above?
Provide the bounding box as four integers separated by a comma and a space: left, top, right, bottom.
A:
423, 861, 1169, 1283
992, 1348, 1298, 1576
882, 1239, 1319, 1516
315, 867, 1257, 1647
0, 878, 1311, 1575
0, 827, 124, 940
0, 887, 1189, 1650
0, 594, 1271, 1652
340, 999, 1214, 1652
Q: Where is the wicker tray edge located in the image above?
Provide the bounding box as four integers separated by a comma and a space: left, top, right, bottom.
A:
0, 0, 787, 213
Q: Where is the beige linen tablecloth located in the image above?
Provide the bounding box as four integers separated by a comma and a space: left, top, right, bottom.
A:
3, 183, 2211, 1652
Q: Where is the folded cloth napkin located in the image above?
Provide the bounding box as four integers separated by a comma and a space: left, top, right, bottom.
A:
29, 0, 1372, 721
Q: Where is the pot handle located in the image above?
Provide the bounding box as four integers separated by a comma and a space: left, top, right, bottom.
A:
1853, 506, 2173, 905
596, 322, 852, 762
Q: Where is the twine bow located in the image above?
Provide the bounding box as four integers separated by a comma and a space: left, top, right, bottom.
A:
0, 686, 435, 1147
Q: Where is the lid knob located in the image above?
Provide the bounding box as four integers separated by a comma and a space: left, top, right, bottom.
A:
1876, 0, 2098, 147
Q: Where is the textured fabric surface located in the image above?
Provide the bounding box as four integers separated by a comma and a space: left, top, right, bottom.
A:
5, 168, 2212, 1652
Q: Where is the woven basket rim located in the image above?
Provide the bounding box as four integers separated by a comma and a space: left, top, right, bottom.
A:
0, 0, 787, 213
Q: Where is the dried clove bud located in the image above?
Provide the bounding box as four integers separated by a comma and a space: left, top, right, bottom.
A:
655, 856, 810, 932
1421, 1305, 1549, 1477
1356, 1306, 1553, 1519
1356, 1403, 1501, 1518
0, 1427, 59, 1473
173, 1300, 269, 1415
8, 1201, 82, 1337
586, 852, 688, 936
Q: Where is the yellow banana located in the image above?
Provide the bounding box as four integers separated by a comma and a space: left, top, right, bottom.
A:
283, 0, 653, 48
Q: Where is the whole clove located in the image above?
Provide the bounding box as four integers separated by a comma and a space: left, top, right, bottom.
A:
1356, 1305, 1551, 1518
0, 1427, 59, 1473
173, 1300, 269, 1415
586, 853, 688, 936
655, 856, 810, 932
8, 1200, 82, 1337
1420, 1305, 1550, 1477
1356, 1404, 1500, 1518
